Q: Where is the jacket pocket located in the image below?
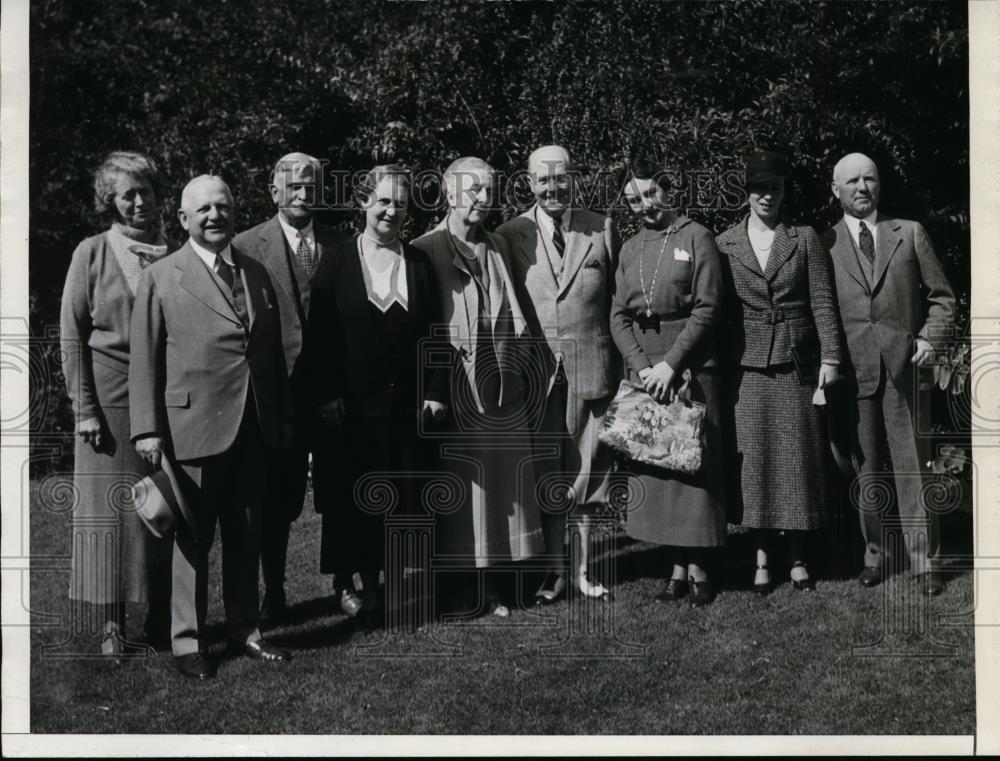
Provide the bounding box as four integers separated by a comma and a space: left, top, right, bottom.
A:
165, 389, 190, 408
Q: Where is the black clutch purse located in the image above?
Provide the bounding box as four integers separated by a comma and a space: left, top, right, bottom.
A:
790, 332, 821, 386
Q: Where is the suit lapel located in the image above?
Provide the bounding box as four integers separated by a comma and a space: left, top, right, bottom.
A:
872, 215, 902, 293
176, 243, 243, 327
721, 219, 765, 278
557, 211, 594, 298
763, 223, 798, 283
260, 215, 301, 316
234, 249, 258, 328
828, 218, 871, 293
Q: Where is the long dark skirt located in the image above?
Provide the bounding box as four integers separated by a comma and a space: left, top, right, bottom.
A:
317, 414, 424, 578
728, 365, 831, 530
623, 368, 727, 547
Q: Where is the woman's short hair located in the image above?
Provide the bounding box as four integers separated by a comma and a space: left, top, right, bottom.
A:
354, 164, 412, 207
625, 157, 672, 195
93, 151, 165, 219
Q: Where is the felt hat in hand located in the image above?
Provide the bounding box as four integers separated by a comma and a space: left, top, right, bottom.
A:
132, 455, 198, 543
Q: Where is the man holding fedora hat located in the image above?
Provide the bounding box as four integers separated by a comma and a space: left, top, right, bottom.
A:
130, 174, 294, 679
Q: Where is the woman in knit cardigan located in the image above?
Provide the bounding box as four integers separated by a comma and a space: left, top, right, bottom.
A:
59, 151, 172, 657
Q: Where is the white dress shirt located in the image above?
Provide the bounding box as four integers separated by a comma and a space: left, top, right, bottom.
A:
190, 237, 234, 270
842, 210, 879, 252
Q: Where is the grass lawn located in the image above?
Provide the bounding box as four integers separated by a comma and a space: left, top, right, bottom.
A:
28, 481, 976, 735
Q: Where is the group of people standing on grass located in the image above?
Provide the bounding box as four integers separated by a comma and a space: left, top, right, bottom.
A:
59, 143, 954, 680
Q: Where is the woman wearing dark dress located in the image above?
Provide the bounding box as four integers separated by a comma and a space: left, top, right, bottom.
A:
303, 165, 447, 621
715, 150, 843, 594
59, 151, 172, 656
610, 159, 727, 607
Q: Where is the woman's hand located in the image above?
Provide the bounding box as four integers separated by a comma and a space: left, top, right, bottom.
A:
818, 362, 840, 389
319, 398, 346, 428
134, 436, 163, 467
77, 417, 103, 449
422, 400, 447, 424
643, 361, 676, 402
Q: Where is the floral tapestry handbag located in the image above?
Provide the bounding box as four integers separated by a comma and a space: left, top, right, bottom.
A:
598, 376, 705, 475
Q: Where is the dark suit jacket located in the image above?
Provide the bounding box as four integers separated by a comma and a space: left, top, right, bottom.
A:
128, 241, 292, 460
232, 215, 350, 382
302, 236, 448, 419
716, 218, 843, 369
820, 215, 954, 398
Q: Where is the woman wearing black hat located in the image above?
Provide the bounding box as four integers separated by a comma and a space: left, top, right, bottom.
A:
715, 150, 844, 594
610, 159, 727, 607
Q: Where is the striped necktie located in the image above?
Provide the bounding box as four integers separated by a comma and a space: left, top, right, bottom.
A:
551, 215, 566, 259
214, 254, 249, 328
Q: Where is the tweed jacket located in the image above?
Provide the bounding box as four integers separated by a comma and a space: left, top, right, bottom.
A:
497, 205, 621, 421
610, 215, 723, 378
411, 219, 529, 413
820, 214, 955, 398
716, 218, 843, 369
129, 241, 292, 461
60, 232, 160, 420
232, 215, 350, 381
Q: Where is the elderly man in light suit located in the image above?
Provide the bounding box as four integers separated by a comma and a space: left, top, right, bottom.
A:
821, 153, 955, 597
498, 145, 620, 603
130, 175, 293, 679
233, 153, 350, 621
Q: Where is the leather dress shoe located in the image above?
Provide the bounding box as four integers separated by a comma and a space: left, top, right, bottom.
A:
245, 639, 292, 663
919, 572, 944, 597
534, 571, 567, 606
175, 652, 215, 680
338, 589, 363, 618
688, 578, 716, 608
654, 578, 689, 602
858, 566, 883, 588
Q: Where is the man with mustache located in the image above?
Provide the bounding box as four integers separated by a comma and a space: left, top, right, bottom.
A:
821, 153, 955, 596
497, 145, 619, 603
130, 175, 294, 678
233, 153, 350, 621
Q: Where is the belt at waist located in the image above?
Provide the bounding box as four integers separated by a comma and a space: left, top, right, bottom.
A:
742, 305, 812, 325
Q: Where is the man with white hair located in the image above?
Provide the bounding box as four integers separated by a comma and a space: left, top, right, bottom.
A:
821, 153, 955, 596
234, 153, 350, 622
130, 175, 294, 678
497, 145, 620, 604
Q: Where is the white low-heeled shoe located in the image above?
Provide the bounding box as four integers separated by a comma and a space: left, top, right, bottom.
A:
574, 573, 611, 600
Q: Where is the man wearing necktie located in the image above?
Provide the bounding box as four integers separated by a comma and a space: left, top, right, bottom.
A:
234, 153, 350, 621
129, 175, 294, 678
821, 153, 955, 596
498, 145, 621, 604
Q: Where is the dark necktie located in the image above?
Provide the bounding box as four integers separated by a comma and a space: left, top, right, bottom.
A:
215, 254, 249, 328
295, 231, 314, 274
858, 220, 875, 268
551, 215, 566, 259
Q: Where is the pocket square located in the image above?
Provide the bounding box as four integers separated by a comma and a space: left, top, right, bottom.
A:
584, 259, 603, 269
673, 248, 691, 262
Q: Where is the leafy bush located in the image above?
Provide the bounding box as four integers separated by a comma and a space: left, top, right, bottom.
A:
29, 0, 969, 471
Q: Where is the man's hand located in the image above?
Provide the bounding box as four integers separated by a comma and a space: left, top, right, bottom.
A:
643, 361, 676, 402
911, 337, 934, 366
818, 362, 841, 389
135, 436, 163, 468
319, 398, 346, 428
422, 400, 447, 424
77, 417, 103, 449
